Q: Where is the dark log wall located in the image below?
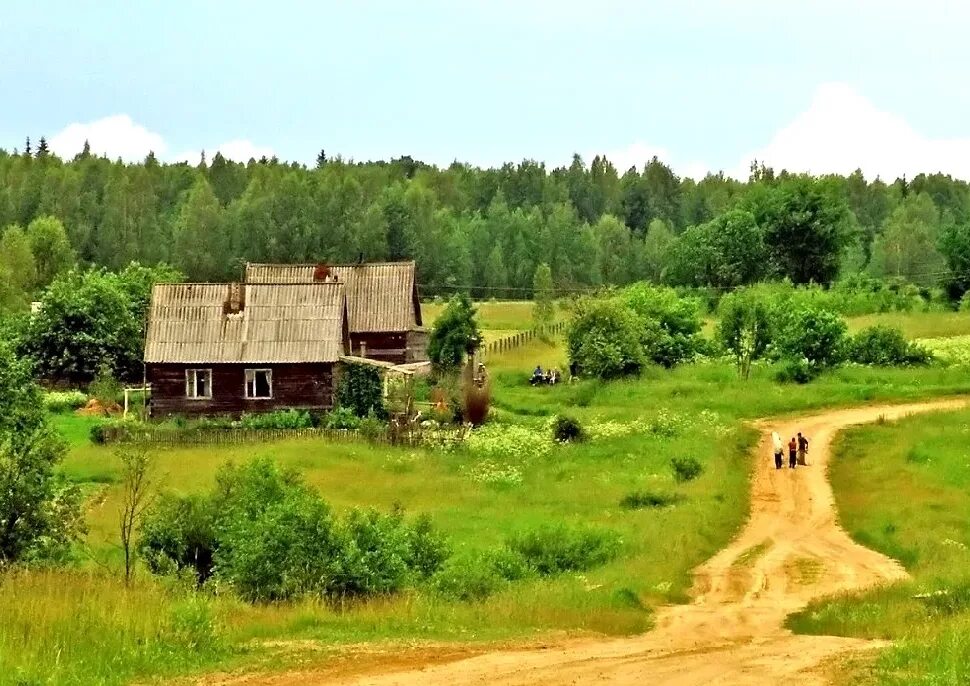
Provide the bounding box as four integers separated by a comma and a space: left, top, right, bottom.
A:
349, 332, 409, 364
147, 363, 334, 418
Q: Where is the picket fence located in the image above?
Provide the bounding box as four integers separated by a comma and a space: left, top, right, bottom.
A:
483, 322, 566, 357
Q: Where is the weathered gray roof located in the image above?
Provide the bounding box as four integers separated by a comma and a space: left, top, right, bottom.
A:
245, 262, 421, 333
144, 283, 347, 364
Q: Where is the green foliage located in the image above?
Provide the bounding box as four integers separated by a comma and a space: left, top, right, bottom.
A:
670, 456, 703, 483
89, 363, 121, 408
427, 294, 481, 369
620, 283, 702, 367
0, 225, 36, 313
776, 306, 848, 372
668, 208, 767, 288
506, 523, 620, 576
41, 390, 87, 413
532, 262, 554, 331
336, 362, 386, 418
20, 264, 181, 383
716, 288, 774, 379
139, 458, 448, 601
566, 297, 644, 379
746, 175, 852, 284
238, 409, 313, 430
847, 325, 932, 366
323, 406, 362, 430
619, 490, 682, 509
552, 414, 584, 443
0, 342, 85, 565
25, 216, 75, 289
868, 193, 946, 287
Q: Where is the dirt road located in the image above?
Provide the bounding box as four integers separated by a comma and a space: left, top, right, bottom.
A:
213, 399, 966, 686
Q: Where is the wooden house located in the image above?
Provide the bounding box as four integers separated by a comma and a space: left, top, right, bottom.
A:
245, 261, 427, 364
143, 282, 349, 418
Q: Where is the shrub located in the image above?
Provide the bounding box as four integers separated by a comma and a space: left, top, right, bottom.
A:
775, 358, 819, 384
620, 283, 703, 368
433, 548, 533, 601
323, 406, 361, 430
427, 294, 482, 369
89, 364, 122, 408
552, 414, 584, 443
671, 456, 703, 483
620, 490, 682, 509
506, 523, 620, 576
238, 409, 313, 430
42, 390, 88, 413
847, 325, 932, 366
336, 362, 386, 419
140, 458, 448, 601
567, 297, 644, 379
776, 306, 848, 371
716, 288, 775, 379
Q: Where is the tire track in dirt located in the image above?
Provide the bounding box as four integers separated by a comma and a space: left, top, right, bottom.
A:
204, 399, 966, 686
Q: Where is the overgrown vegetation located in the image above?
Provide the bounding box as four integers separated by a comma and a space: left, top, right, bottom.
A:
336, 362, 386, 419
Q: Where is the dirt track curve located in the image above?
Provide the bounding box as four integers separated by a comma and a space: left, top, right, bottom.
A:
210, 399, 967, 686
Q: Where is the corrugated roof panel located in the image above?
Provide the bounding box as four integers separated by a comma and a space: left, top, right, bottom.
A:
144, 282, 346, 364
245, 261, 419, 333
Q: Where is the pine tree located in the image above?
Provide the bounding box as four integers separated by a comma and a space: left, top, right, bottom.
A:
316, 149, 327, 168
36, 137, 50, 158
24, 137, 32, 157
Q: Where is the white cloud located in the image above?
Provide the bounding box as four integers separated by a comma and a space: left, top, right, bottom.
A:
736, 82, 970, 181
49, 114, 167, 162
48, 114, 273, 165
211, 139, 275, 163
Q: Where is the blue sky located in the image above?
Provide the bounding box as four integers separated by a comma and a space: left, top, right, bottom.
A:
3, 1, 970, 179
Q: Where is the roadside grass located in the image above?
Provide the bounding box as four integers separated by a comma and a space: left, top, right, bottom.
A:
21, 345, 970, 685
787, 406, 970, 684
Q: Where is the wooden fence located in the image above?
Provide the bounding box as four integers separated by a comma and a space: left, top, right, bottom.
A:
483, 322, 566, 357
100, 425, 467, 448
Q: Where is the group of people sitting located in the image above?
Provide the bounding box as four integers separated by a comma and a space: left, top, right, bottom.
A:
530, 365, 562, 386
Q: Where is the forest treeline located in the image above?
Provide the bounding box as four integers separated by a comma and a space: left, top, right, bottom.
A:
2, 140, 970, 305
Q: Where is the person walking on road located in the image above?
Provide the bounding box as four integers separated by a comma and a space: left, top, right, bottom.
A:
772, 431, 784, 470
788, 436, 798, 469
797, 432, 809, 466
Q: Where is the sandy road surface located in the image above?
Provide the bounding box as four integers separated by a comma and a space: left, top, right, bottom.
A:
208, 399, 966, 686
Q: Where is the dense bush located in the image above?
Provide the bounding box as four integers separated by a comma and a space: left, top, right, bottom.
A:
323, 406, 362, 430
139, 458, 448, 601
42, 390, 88, 413
847, 325, 933, 366
552, 414, 584, 443
776, 306, 848, 372
238, 409, 313, 430
427, 294, 482, 369
671, 456, 703, 483
506, 523, 620, 576
336, 362, 386, 419
621, 283, 703, 368
433, 548, 533, 601
566, 297, 644, 379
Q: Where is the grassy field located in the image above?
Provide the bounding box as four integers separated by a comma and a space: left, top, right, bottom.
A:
422, 300, 561, 332
845, 311, 970, 339
10, 329, 970, 685
787, 406, 970, 684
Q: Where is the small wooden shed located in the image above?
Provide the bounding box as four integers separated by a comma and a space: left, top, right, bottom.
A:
143, 282, 349, 418
245, 261, 427, 365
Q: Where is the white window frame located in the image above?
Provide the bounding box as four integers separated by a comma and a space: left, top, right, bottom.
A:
244, 368, 273, 400
185, 369, 212, 400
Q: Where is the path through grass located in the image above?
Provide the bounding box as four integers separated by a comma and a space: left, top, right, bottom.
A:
788, 406, 970, 684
